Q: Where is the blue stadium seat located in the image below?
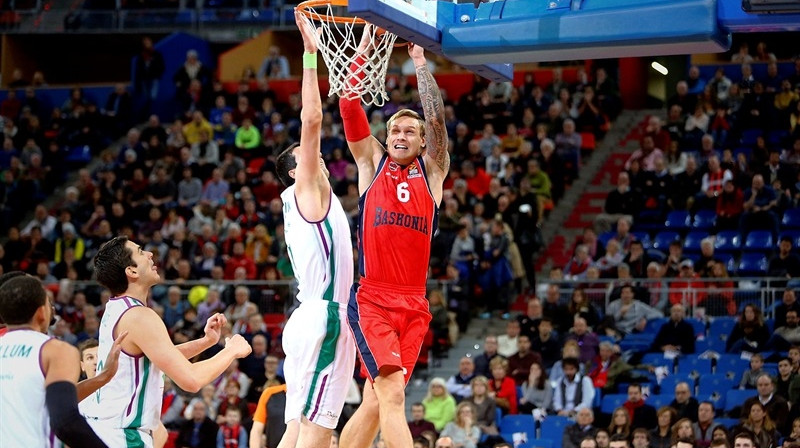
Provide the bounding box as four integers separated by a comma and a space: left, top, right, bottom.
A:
500, 415, 536, 442
683, 231, 709, 254
642, 353, 674, 370
724, 389, 756, 414
632, 231, 652, 249
601, 394, 628, 414
676, 356, 713, 377
647, 249, 667, 264
653, 231, 681, 251
659, 374, 694, 394
693, 210, 717, 230
695, 339, 724, 354
599, 231, 616, 247
716, 355, 750, 380
743, 231, 774, 252
734, 147, 752, 160
685, 318, 707, 338
714, 252, 737, 273
644, 318, 669, 334
782, 209, 800, 230
740, 129, 763, 146
522, 439, 555, 448
715, 231, 741, 252
665, 211, 691, 232
539, 416, 571, 441
709, 317, 736, 348
715, 417, 741, 429
698, 392, 725, 411
737, 253, 768, 276
768, 129, 789, 145
648, 394, 673, 410
698, 373, 738, 397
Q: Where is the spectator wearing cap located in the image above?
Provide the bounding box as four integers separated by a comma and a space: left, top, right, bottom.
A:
53, 222, 84, 263
668, 259, 706, 309
769, 237, 800, 280
174, 49, 212, 103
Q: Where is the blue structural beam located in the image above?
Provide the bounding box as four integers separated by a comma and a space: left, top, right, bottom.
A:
717, 0, 800, 32
441, 0, 731, 65
350, 0, 800, 81
348, 0, 512, 82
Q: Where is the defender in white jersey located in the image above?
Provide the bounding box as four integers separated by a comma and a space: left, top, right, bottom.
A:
259, 11, 356, 448
88, 236, 252, 448
0, 274, 108, 448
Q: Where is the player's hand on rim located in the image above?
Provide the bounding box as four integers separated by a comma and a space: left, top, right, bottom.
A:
294, 9, 319, 54
408, 42, 425, 65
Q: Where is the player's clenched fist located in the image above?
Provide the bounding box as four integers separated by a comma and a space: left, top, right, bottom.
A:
225, 335, 252, 358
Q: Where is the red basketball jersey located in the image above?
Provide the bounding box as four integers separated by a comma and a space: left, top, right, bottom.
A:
358, 154, 439, 288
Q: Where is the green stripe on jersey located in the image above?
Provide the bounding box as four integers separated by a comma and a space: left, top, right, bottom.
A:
322, 218, 335, 302
128, 357, 151, 431
124, 428, 145, 447
302, 301, 340, 415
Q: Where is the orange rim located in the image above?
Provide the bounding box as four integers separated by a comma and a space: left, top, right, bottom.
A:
296, 0, 367, 25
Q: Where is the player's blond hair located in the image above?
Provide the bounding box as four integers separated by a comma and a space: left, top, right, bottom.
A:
387, 109, 425, 139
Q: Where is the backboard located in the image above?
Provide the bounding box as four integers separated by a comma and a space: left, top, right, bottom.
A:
349, 0, 800, 82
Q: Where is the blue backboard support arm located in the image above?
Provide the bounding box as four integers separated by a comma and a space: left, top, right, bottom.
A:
348, 0, 512, 82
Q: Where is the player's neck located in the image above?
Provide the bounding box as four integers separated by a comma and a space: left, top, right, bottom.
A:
123, 282, 152, 305
4, 323, 45, 334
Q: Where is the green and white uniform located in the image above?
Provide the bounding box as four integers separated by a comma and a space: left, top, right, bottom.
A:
280, 185, 356, 429
0, 329, 56, 447
86, 296, 163, 448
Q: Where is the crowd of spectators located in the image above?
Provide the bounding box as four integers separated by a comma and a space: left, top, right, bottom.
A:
0, 32, 626, 446
7, 29, 800, 448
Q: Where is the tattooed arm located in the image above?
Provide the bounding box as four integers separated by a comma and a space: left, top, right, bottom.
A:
410, 44, 449, 204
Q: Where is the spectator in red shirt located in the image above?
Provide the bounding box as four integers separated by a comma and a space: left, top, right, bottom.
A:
488, 357, 518, 415
668, 260, 706, 308
461, 160, 491, 198
716, 179, 744, 232
224, 241, 257, 279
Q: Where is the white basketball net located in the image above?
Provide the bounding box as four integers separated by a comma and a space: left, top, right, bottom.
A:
298, 3, 398, 107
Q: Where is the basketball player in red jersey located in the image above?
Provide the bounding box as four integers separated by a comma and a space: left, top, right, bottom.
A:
338, 36, 449, 448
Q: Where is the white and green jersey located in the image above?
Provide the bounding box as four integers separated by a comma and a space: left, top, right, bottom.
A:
0, 329, 55, 447
86, 296, 163, 438
281, 185, 354, 305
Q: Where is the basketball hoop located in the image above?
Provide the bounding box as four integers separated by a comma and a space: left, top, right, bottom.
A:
296, 0, 399, 107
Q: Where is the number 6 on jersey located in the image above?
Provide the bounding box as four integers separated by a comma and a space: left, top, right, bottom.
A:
397, 182, 410, 202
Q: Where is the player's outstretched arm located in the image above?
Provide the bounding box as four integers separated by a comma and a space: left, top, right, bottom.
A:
294, 10, 331, 220
121, 306, 251, 393
76, 331, 127, 401
339, 24, 383, 192
42, 340, 108, 448
411, 44, 449, 177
